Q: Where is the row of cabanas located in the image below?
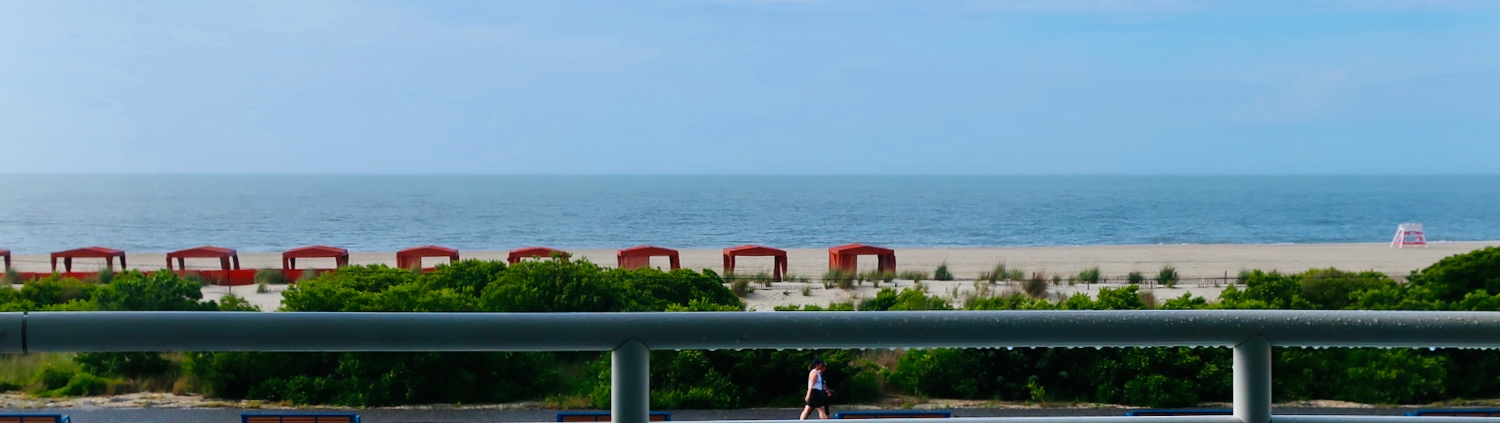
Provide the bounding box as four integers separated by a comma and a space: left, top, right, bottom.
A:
1, 243, 898, 284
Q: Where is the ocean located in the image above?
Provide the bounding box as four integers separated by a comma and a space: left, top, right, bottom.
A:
0, 175, 1496, 254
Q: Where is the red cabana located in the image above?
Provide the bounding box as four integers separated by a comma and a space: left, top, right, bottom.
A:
51, 246, 127, 272
166, 246, 240, 271
0, 249, 9, 271
396, 245, 459, 269
618, 245, 680, 270
507, 246, 570, 264
828, 243, 896, 273
282, 245, 349, 270
723, 245, 788, 282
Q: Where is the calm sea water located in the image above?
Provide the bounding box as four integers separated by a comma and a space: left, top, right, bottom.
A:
0, 175, 1496, 254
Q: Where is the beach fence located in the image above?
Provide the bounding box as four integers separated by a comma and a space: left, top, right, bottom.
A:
9, 310, 1500, 423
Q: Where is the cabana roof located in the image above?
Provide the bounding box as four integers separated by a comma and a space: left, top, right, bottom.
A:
397, 245, 458, 257
507, 246, 570, 263
166, 246, 237, 259
828, 243, 894, 255
396, 245, 459, 269
724, 244, 786, 256
618, 245, 679, 257
283, 245, 349, 258
51, 246, 126, 259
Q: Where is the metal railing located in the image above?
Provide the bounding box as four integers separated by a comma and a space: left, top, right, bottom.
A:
5, 310, 1500, 423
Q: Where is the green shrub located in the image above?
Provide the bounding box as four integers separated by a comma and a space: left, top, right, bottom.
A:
934, 263, 954, 281
37, 364, 75, 391
1078, 267, 1101, 285
2, 267, 20, 285
75, 352, 170, 378
58, 372, 108, 396
860, 287, 952, 311
1127, 271, 1145, 285
800, 286, 812, 296
1005, 268, 1025, 281
218, 294, 259, 311
256, 281, 269, 294
1156, 266, 1179, 288
897, 270, 928, 283
97, 266, 115, 284
1051, 274, 1062, 286
254, 269, 288, 285
0, 381, 21, 392
1408, 246, 1500, 303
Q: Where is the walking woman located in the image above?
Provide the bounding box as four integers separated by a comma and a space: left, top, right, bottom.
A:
800, 358, 833, 420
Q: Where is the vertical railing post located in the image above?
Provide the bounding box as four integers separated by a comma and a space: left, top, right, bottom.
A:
612, 339, 650, 423
1234, 335, 1271, 423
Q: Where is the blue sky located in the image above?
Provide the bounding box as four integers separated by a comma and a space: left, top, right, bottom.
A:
1, 0, 1497, 174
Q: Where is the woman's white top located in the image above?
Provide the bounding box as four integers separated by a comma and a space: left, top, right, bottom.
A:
811, 370, 825, 390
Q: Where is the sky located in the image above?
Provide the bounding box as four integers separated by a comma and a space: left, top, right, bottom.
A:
1, 0, 1497, 175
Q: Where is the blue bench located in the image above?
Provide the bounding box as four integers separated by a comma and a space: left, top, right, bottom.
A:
242, 413, 361, 423
556, 412, 673, 422
0, 414, 71, 423
1405, 409, 1500, 417
1126, 409, 1232, 417
834, 411, 952, 419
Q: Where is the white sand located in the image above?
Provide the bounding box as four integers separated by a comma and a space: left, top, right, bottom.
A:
94, 241, 1482, 312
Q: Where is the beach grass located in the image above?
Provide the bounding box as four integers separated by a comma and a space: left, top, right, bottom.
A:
254, 268, 288, 285
731, 279, 752, 297
1023, 272, 1048, 298
934, 263, 954, 281
822, 269, 855, 289
1077, 267, 1101, 285
1157, 265, 1179, 288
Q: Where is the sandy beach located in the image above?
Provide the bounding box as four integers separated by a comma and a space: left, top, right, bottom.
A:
10, 242, 1493, 312
9, 241, 1494, 279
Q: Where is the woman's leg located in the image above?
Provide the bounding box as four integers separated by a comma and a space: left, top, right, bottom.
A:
800, 405, 813, 420
816, 406, 831, 419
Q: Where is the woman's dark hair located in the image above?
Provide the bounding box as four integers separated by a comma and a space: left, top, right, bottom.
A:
808, 358, 826, 370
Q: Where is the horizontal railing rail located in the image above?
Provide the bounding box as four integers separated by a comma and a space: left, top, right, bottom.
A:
7, 310, 1500, 353
4, 310, 1499, 423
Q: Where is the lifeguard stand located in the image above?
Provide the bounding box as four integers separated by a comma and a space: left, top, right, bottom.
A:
1391, 223, 1427, 248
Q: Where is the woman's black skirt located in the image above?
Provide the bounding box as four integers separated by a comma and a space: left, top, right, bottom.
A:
806, 389, 829, 408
